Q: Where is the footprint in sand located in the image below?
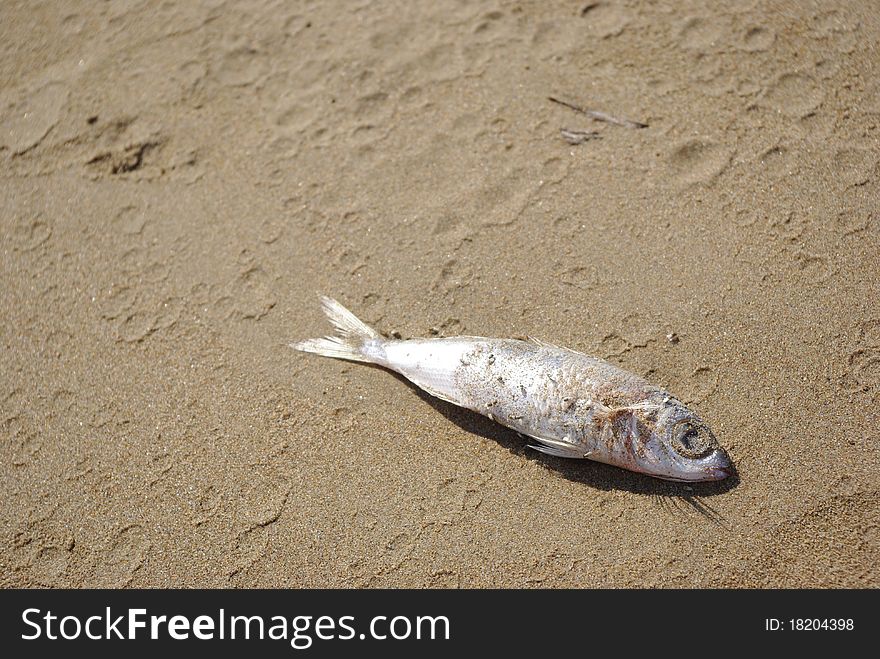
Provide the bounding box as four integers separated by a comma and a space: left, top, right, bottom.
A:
679, 16, 724, 52
761, 72, 824, 118
843, 319, 880, 393
741, 26, 775, 52
236, 469, 290, 528
213, 45, 269, 87
93, 525, 150, 587
580, 2, 630, 39
226, 526, 269, 578
676, 366, 719, 404
229, 266, 277, 320
0, 81, 69, 155
113, 204, 149, 236
30, 545, 70, 586
756, 144, 793, 179
11, 215, 52, 252
667, 140, 732, 186
831, 146, 876, 188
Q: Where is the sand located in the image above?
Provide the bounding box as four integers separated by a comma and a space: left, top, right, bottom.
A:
1, 0, 878, 588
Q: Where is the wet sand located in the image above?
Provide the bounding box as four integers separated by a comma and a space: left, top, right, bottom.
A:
1, 0, 878, 587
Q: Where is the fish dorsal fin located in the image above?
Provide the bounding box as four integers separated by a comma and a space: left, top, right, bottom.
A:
524, 336, 558, 348
522, 336, 593, 359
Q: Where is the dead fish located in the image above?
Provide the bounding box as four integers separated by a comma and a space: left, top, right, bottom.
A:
292, 296, 732, 482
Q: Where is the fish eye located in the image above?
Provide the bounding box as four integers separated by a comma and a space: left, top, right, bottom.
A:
671, 422, 715, 459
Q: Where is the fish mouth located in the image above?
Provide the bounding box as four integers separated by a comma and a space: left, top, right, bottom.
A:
701, 448, 733, 481
706, 465, 731, 480
653, 466, 730, 483
650, 461, 732, 482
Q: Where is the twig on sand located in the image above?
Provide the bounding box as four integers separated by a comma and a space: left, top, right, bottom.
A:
548, 96, 648, 129
559, 128, 601, 145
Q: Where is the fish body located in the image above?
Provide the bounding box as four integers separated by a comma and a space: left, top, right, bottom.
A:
293, 296, 732, 482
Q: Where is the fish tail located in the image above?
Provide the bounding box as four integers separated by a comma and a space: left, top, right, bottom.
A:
291, 295, 386, 364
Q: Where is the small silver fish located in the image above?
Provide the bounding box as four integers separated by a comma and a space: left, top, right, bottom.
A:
293, 296, 732, 482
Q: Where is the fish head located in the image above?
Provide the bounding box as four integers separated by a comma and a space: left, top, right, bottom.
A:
632, 399, 732, 482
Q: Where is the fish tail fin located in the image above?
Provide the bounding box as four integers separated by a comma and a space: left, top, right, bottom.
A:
291, 295, 385, 364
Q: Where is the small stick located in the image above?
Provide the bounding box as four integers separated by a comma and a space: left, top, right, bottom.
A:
559, 128, 601, 145
548, 96, 648, 129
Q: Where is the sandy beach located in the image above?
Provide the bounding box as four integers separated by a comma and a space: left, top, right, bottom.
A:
1, 0, 878, 587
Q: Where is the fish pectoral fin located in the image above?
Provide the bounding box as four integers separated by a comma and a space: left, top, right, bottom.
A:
526, 435, 591, 459
528, 443, 591, 459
